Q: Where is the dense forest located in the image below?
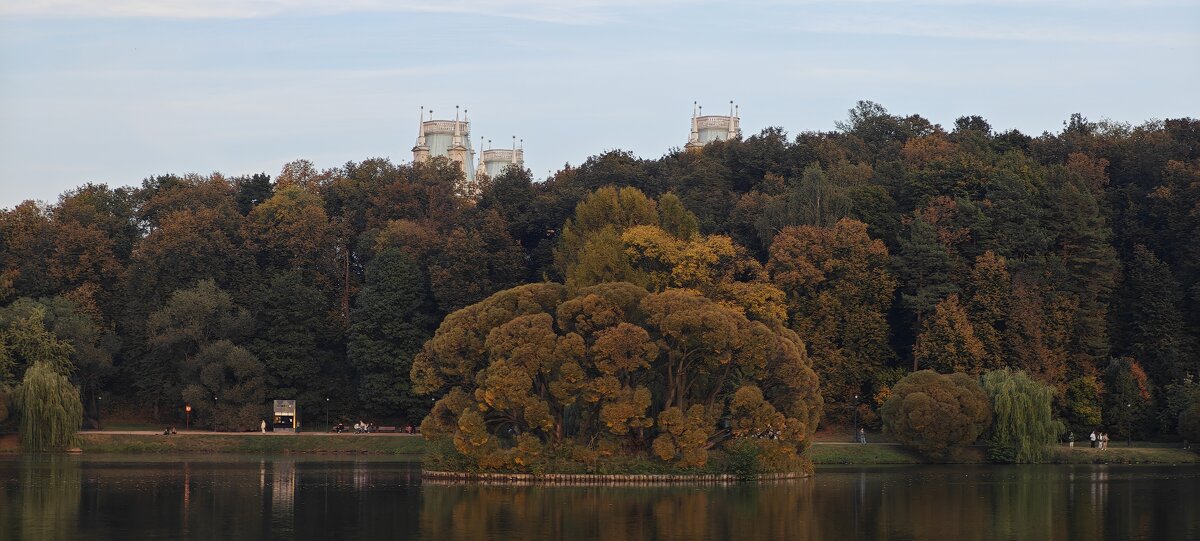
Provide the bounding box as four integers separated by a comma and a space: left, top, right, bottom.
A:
1, 101, 1198, 439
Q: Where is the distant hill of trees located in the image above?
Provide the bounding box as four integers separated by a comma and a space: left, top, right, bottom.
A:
1, 101, 1197, 438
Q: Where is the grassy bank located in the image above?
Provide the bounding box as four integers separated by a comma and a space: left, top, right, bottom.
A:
807, 444, 989, 464
808, 442, 1199, 465
75, 433, 425, 455
808, 444, 928, 464
1047, 446, 1199, 464
13, 433, 1197, 466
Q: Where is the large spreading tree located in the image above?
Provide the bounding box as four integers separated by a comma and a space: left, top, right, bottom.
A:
411, 281, 822, 473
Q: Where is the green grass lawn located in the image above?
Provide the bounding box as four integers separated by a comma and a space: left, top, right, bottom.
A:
98, 422, 163, 431
807, 444, 932, 464
808, 443, 1198, 465
808, 443, 994, 464
1048, 446, 1199, 464
77, 433, 426, 455
39, 433, 1200, 466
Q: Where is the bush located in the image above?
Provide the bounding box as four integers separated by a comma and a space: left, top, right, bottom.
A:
881, 370, 990, 459
982, 369, 1062, 463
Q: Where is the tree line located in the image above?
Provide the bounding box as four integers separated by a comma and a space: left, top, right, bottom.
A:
1, 101, 1198, 440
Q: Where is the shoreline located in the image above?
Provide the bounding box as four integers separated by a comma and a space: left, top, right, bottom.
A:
70, 431, 423, 455
3, 433, 1196, 466
422, 470, 809, 486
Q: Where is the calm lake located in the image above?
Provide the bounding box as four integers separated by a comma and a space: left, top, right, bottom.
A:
1, 455, 1197, 540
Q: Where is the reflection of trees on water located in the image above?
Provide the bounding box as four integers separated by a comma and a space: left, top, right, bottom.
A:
1, 460, 1195, 539
6, 456, 82, 541
418, 466, 1200, 541
418, 483, 824, 541
0, 458, 427, 539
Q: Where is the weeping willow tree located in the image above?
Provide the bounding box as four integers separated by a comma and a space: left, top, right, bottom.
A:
981, 369, 1063, 463
16, 362, 83, 452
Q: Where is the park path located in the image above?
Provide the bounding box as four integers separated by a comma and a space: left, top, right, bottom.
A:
79, 430, 420, 437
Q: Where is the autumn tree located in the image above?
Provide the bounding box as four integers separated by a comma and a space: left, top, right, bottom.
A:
881, 370, 991, 459
1062, 375, 1103, 435
121, 176, 253, 344
1043, 166, 1119, 374
965, 251, 1010, 368
410, 281, 822, 473
0, 201, 55, 298
657, 192, 699, 239
1104, 357, 1154, 441
428, 212, 526, 314
912, 294, 987, 374
767, 218, 896, 423
553, 186, 658, 285
244, 185, 338, 289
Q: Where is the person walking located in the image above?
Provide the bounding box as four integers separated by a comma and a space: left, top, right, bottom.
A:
858, 427, 867, 444
1090, 430, 1097, 448
260, 419, 267, 433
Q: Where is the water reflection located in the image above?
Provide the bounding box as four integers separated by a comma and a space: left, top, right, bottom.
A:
416, 465, 1200, 541
0, 457, 1196, 541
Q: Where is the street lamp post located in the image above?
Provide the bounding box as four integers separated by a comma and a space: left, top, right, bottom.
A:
185, 404, 191, 431
1127, 403, 1133, 448
853, 394, 859, 443
325, 397, 330, 432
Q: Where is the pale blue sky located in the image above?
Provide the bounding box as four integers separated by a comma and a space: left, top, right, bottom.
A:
1, 0, 1197, 208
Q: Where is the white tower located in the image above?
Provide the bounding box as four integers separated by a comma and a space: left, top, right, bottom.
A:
477, 136, 525, 179
412, 105, 476, 184
686, 100, 740, 151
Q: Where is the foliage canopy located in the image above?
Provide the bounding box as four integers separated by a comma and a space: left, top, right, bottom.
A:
981, 368, 1063, 463
881, 370, 991, 458
411, 281, 822, 473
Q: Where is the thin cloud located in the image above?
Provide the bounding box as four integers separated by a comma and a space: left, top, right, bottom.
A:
1, 0, 702, 24
794, 14, 1193, 46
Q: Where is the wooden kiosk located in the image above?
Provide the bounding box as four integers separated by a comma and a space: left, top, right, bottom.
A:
273, 399, 298, 432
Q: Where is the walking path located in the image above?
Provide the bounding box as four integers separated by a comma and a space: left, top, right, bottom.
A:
79, 430, 420, 437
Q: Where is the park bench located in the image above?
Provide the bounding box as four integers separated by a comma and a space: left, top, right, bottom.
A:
377, 426, 397, 433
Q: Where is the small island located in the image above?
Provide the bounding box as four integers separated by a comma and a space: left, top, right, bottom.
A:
407, 188, 824, 481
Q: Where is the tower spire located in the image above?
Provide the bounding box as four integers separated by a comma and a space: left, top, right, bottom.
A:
452, 105, 463, 148
689, 101, 699, 145
412, 105, 431, 162
728, 100, 736, 139
416, 106, 427, 146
